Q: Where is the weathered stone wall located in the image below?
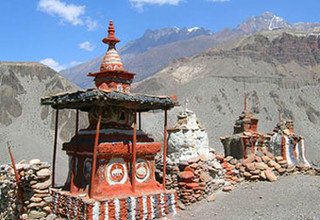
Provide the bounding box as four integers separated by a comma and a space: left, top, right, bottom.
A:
156, 152, 226, 206
220, 150, 320, 186
0, 159, 51, 219
157, 147, 320, 210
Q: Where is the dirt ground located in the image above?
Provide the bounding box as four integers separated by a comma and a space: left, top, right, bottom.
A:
173, 174, 320, 220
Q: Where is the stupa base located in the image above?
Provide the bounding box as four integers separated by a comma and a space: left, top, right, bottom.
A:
51, 188, 177, 220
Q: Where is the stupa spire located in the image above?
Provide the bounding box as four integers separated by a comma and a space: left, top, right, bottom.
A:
244, 93, 247, 112
88, 20, 135, 92
243, 82, 247, 112
102, 20, 120, 46
100, 20, 123, 72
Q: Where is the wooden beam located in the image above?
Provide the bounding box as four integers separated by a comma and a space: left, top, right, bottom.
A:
138, 112, 141, 130
52, 109, 59, 188
132, 111, 137, 193
75, 109, 79, 133
162, 109, 168, 189
89, 111, 102, 198
70, 109, 79, 194
8, 145, 24, 214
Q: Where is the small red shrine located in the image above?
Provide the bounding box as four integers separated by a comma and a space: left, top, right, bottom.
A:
41, 21, 178, 219
220, 96, 269, 159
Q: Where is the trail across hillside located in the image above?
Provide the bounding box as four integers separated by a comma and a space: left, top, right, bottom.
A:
174, 175, 320, 220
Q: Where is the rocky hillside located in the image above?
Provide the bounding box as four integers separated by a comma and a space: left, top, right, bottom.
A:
60, 12, 320, 89
133, 30, 320, 166
0, 62, 87, 183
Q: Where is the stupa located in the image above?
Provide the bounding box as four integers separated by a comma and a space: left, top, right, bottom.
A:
41, 21, 178, 219
269, 118, 310, 167
167, 108, 210, 163
220, 95, 269, 159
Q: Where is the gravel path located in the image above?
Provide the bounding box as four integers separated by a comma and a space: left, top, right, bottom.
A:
173, 174, 320, 220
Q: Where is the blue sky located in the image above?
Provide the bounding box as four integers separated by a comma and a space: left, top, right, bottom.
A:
1, 0, 320, 71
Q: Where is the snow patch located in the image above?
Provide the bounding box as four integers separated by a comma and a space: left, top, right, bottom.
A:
269, 15, 286, 30
188, 27, 200, 32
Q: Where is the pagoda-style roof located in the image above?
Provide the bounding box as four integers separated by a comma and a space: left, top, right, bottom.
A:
41, 21, 178, 112
41, 89, 177, 112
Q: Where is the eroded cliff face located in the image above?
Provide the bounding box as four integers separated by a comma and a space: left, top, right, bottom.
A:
0, 62, 88, 182
134, 31, 320, 166
218, 33, 320, 68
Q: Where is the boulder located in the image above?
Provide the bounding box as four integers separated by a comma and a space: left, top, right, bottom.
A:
275, 156, 284, 162
260, 171, 266, 180
200, 173, 212, 182
255, 162, 268, 170
29, 159, 41, 165
178, 171, 194, 180
30, 196, 42, 203
242, 155, 255, 166
32, 179, 51, 190
243, 172, 252, 178
28, 210, 46, 219
222, 185, 235, 192
265, 169, 277, 182
245, 163, 256, 171
28, 201, 47, 208
36, 168, 51, 179
212, 160, 222, 170
250, 175, 260, 180
177, 200, 186, 210
186, 183, 199, 189
261, 156, 271, 163
206, 193, 216, 202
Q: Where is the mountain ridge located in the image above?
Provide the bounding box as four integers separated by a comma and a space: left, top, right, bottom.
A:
60, 12, 320, 89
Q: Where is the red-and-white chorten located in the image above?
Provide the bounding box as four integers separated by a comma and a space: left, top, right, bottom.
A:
41, 21, 178, 220
220, 96, 269, 159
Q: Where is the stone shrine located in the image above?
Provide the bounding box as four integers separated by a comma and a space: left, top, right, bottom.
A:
220, 97, 269, 159
41, 21, 178, 219
167, 108, 210, 163
269, 119, 310, 167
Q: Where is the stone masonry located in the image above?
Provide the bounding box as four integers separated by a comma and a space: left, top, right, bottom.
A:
167, 109, 211, 163
0, 159, 51, 219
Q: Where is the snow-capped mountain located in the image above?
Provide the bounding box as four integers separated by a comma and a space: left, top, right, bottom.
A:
237, 12, 291, 34
120, 27, 213, 54
60, 11, 320, 88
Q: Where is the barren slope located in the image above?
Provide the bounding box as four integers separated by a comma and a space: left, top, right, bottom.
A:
0, 62, 87, 183
134, 31, 320, 166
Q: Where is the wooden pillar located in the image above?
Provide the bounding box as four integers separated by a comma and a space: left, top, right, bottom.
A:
162, 109, 168, 189
89, 111, 102, 198
52, 109, 59, 188
75, 109, 79, 133
138, 112, 142, 130
8, 145, 24, 210
70, 109, 79, 194
132, 111, 137, 193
